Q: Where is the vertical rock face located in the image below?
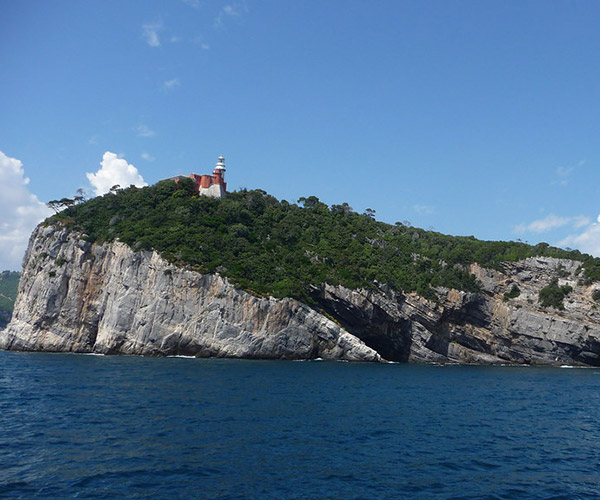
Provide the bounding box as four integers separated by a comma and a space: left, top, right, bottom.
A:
312, 258, 600, 366
0, 225, 380, 361
4, 224, 600, 365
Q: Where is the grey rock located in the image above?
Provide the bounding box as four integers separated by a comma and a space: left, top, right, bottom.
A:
311, 259, 600, 366
0, 225, 380, 362
4, 224, 600, 366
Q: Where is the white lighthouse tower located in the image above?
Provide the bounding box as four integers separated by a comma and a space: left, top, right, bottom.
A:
214, 155, 226, 179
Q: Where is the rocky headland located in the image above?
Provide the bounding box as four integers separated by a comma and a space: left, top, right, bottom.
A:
3, 223, 600, 365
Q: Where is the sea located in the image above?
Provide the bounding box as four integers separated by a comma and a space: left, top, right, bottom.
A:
1, 351, 599, 499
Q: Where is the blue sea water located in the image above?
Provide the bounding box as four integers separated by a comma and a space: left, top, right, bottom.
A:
1, 352, 600, 499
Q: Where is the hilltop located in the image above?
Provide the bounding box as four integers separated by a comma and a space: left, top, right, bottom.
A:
48, 178, 600, 303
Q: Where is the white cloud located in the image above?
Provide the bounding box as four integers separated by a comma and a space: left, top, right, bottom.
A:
556, 166, 574, 178
514, 214, 591, 234
170, 36, 182, 43
413, 204, 434, 215
554, 159, 585, 186
515, 214, 570, 234
214, 2, 247, 28
0, 151, 52, 270
572, 215, 591, 228
86, 152, 147, 197
141, 152, 155, 162
558, 216, 600, 256
162, 78, 180, 90
142, 22, 162, 47
136, 124, 156, 137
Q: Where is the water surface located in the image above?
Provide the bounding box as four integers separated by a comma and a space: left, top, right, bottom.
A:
1, 352, 599, 499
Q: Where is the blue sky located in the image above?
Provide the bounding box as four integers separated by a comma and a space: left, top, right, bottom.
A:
2, 0, 600, 270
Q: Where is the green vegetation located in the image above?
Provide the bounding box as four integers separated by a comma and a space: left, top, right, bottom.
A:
48, 180, 599, 304
592, 289, 600, 302
0, 271, 20, 329
503, 284, 521, 301
539, 278, 573, 310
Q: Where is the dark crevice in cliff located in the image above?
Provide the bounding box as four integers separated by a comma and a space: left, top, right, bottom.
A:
443, 296, 490, 329
573, 340, 600, 366
423, 327, 450, 357
311, 287, 412, 362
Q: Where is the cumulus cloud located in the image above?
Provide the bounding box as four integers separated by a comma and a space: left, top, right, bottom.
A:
136, 124, 156, 137
142, 21, 162, 47
514, 214, 591, 234
558, 215, 600, 257
86, 152, 147, 197
0, 151, 52, 270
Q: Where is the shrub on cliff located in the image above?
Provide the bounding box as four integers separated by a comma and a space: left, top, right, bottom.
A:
539, 278, 573, 310
0, 271, 20, 329
503, 284, 521, 301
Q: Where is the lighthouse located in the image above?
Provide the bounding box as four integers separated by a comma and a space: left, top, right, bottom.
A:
214, 155, 226, 178
188, 155, 228, 198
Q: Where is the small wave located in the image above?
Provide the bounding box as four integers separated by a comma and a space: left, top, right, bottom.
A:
167, 355, 196, 359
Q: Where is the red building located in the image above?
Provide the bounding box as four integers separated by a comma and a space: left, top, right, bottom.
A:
174, 156, 227, 198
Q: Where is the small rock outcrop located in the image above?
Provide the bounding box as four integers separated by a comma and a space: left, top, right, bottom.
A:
3, 224, 600, 365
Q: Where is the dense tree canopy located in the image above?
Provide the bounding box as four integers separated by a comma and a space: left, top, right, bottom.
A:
48, 180, 600, 303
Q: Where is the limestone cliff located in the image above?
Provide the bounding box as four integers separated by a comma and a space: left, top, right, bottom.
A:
0, 225, 380, 361
3, 224, 600, 365
311, 259, 600, 365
